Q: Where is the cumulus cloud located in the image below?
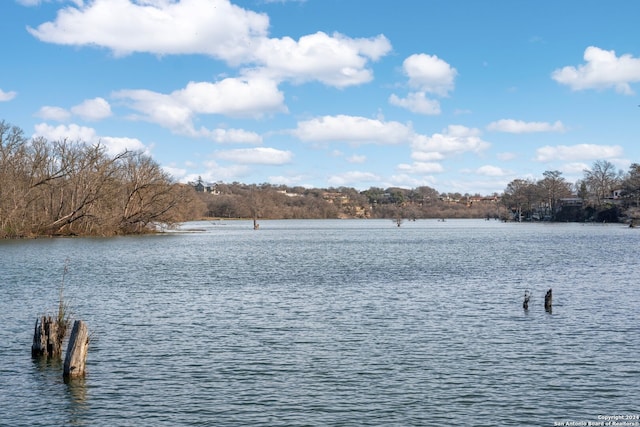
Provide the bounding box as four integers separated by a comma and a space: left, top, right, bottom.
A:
402, 53, 457, 96
162, 165, 188, 181
113, 89, 193, 133
28, 0, 270, 61
114, 76, 284, 135
100, 136, 147, 156
535, 144, 624, 162
173, 78, 287, 118
70, 97, 112, 121
199, 128, 262, 144
0, 88, 17, 102
475, 165, 509, 177
390, 53, 456, 115
33, 122, 98, 142
215, 147, 293, 164
292, 115, 412, 145
389, 92, 441, 115
254, 31, 391, 87
28, 0, 391, 88
36, 98, 112, 122
198, 160, 251, 182
552, 46, 640, 95
33, 122, 147, 156
411, 125, 490, 160
487, 119, 566, 133
36, 106, 71, 121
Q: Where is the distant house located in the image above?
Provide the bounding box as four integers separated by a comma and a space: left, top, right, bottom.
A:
191, 180, 221, 195
558, 197, 583, 207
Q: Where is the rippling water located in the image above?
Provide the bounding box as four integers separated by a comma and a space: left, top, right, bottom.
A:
1, 219, 639, 426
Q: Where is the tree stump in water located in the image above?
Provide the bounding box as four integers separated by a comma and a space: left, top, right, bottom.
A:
31, 316, 62, 358
63, 320, 89, 378
544, 288, 553, 313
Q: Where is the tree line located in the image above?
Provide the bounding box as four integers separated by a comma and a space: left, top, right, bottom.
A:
502, 163, 640, 223
3, 118, 639, 238
196, 163, 640, 224
0, 120, 202, 238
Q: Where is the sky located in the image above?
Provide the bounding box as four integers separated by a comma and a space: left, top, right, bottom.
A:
2, 0, 640, 195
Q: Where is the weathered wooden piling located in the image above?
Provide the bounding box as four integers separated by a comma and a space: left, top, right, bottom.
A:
32, 316, 62, 358
544, 288, 553, 313
63, 320, 89, 378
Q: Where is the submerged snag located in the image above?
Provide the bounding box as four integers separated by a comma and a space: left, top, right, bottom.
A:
63, 320, 90, 378
523, 290, 531, 311
545, 288, 553, 313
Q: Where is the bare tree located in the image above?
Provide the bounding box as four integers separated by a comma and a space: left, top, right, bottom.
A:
537, 170, 573, 220
583, 160, 621, 207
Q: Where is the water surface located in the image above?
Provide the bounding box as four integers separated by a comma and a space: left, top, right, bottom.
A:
1, 219, 638, 426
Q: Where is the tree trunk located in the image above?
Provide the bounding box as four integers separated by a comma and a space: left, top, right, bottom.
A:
63, 320, 89, 378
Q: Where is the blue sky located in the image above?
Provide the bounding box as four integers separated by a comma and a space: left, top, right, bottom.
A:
2, 0, 639, 195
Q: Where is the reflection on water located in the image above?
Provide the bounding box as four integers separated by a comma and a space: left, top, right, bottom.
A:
2, 219, 639, 426
65, 376, 89, 427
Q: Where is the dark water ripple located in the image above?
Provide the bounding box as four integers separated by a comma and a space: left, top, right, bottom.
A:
1, 219, 639, 426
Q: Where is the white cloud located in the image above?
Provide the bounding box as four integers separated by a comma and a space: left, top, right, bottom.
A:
33, 122, 98, 142
0, 89, 17, 102
28, 0, 270, 62
100, 136, 147, 156
162, 165, 188, 181
535, 144, 624, 162
254, 31, 391, 87
389, 91, 441, 115
28, 0, 391, 88
197, 160, 251, 182
475, 165, 509, 177
36, 106, 71, 121
114, 89, 193, 133
487, 119, 566, 133
562, 162, 590, 174
33, 122, 147, 156
174, 78, 286, 118
293, 115, 412, 145
397, 162, 444, 174
327, 171, 380, 187
411, 125, 490, 160
114, 76, 286, 135
71, 97, 112, 121
199, 128, 262, 144
402, 53, 457, 96
215, 147, 292, 164
552, 46, 640, 95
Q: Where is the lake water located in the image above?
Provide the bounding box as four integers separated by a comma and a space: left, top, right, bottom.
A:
1, 219, 639, 426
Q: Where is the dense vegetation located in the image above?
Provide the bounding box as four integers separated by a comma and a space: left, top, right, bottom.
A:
0, 121, 203, 238
194, 161, 640, 225
2, 118, 639, 238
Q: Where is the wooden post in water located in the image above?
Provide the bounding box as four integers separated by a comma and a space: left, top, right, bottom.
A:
63, 320, 89, 378
544, 288, 553, 313
32, 316, 62, 358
